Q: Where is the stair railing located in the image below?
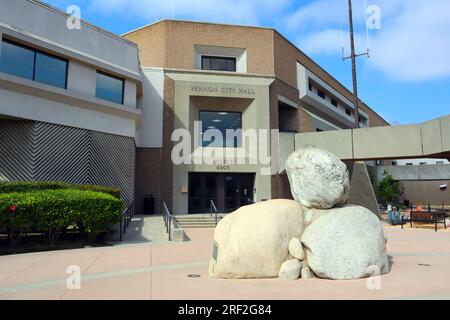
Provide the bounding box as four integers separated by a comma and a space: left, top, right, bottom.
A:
210, 199, 219, 226
119, 202, 134, 242
163, 201, 173, 241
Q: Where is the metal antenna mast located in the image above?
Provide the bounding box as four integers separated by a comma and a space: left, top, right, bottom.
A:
343, 0, 369, 129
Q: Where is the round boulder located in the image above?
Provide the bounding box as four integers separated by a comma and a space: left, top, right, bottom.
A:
279, 259, 302, 280
209, 199, 304, 279
285, 145, 350, 209
301, 205, 391, 280
288, 237, 305, 261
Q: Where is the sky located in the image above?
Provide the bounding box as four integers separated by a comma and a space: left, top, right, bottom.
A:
43, 0, 450, 125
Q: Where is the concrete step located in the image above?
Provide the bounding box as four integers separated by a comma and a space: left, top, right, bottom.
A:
175, 215, 225, 229
181, 224, 218, 229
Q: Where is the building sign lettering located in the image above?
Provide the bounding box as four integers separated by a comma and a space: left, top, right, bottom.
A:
189, 85, 256, 96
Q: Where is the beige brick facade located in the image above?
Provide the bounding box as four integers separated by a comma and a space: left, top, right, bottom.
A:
125, 20, 390, 212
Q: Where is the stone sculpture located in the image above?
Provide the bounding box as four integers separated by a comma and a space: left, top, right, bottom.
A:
208, 145, 390, 281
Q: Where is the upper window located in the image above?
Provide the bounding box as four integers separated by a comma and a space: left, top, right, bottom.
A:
331, 99, 338, 107
201, 56, 236, 72
0, 39, 67, 89
317, 89, 326, 99
95, 72, 124, 104
200, 111, 242, 148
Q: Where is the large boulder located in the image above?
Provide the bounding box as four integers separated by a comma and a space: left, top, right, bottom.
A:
285, 145, 350, 209
209, 199, 304, 279
301, 205, 390, 280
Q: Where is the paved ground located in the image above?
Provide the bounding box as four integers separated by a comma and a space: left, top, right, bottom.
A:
0, 226, 450, 300
119, 215, 168, 243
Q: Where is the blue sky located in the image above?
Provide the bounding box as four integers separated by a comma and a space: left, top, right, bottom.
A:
44, 0, 450, 125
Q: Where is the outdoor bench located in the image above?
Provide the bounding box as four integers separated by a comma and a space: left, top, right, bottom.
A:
402, 211, 448, 232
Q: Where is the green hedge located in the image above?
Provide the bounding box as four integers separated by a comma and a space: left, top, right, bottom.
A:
0, 181, 120, 199
0, 189, 122, 236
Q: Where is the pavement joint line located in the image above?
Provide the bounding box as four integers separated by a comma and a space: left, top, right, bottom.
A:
58, 247, 108, 300
0, 261, 209, 297
225, 279, 246, 300
0, 251, 56, 287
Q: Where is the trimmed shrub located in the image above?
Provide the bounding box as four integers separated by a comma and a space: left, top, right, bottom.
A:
0, 181, 120, 199
0, 189, 122, 241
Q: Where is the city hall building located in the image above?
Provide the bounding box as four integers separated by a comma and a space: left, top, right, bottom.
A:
0, 0, 389, 215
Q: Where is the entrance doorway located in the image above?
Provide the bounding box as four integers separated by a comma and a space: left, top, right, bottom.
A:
188, 173, 255, 214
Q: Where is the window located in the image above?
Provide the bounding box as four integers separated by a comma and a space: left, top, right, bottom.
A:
201, 56, 236, 72
34, 52, 67, 88
419, 162, 427, 165
199, 111, 242, 148
406, 163, 413, 166
95, 72, 124, 104
308, 81, 312, 91
317, 89, 326, 99
316, 128, 324, 132
331, 99, 338, 107
0, 39, 67, 89
345, 109, 352, 116
437, 161, 444, 164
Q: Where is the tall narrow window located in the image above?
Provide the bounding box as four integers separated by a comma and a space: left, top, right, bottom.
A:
331, 99, 338, 107
0, 39, 68, 89
201, 56, 236, 72
317, 89, 326, 99
95, 71, 124, 104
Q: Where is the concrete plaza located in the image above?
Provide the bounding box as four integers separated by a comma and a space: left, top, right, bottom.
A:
1, 225, 450, 300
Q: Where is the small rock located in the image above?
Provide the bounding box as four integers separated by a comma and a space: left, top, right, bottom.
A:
300, 263, 314, 279
279, 259, 302, 280
288, 237, 305, 261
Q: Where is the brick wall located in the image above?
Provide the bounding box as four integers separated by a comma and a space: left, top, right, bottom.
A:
135, 148, 163, 214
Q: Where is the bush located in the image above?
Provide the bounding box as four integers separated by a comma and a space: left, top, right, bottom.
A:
0, 189, 122, 242
0, 181, 120, 199
378, 170, 405, 205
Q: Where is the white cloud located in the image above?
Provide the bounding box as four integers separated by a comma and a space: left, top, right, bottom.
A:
292, 0, 450, 82
86, 0, 450, 82
369, 0, 450, 81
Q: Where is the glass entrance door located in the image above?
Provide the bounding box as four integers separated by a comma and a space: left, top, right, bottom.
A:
188, 173, 255, 214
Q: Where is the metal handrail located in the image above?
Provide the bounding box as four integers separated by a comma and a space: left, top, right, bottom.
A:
119, 202, 134, 242
163, 201, 172, 241
210, 200, 218, 226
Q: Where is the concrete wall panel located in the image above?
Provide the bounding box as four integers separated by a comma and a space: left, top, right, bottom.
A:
353, 125, 422, 159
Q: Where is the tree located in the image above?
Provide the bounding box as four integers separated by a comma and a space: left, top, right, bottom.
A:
378, 170, 404, 204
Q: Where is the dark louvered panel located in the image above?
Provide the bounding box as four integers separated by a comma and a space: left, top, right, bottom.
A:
348, 162, 381, 217
0, 120, 34, 181
33, 122, 90, 184
89, 131, 135, 205
0, 120, 135, 205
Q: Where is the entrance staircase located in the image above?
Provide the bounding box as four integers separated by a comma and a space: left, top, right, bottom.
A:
174, 214, 227, 228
